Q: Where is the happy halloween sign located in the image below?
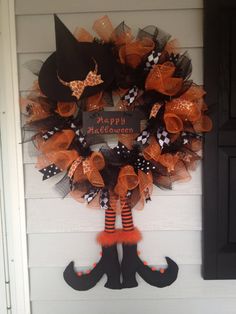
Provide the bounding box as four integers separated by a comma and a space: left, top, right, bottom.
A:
83, 111, 143, 135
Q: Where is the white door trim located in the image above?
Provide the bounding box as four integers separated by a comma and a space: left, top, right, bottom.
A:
0, 0, 30, 313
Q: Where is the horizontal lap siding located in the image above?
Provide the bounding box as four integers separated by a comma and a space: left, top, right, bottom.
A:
28, 231, 201, 267
15, 0, 203, 15
30, 265, 236, 300
16, 10, 203, 54
31, 299, 236, 314
15, 1, 230, 313
26, 195, 202, 233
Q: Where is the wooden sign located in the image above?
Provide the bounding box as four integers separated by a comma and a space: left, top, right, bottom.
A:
83, 111, 143, 135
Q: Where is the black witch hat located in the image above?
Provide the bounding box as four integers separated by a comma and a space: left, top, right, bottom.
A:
38, 15, 115, 102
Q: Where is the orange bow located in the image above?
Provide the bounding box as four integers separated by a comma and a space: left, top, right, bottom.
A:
70, 152, 105, 187
36, 150, 79, 171
58, 62, 104, 100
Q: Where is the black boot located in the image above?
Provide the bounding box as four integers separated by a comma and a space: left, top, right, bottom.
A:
121, 244, 179, 288
64, 245, 121, 291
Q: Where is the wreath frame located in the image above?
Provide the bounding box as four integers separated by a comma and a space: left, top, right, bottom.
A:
21, 15, 212, 290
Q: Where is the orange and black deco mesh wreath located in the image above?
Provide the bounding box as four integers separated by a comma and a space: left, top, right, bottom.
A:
21, 15, 212, 290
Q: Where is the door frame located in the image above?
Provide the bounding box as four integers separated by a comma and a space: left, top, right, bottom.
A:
0, 0, 30, 313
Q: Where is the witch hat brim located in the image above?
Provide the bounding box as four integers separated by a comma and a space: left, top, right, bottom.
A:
38, 15, 115, 102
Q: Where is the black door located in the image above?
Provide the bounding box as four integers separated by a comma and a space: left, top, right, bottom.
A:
204, 0, 236, 279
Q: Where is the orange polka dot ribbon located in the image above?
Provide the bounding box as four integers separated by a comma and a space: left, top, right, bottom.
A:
68, 156, 83, 179
149, 103, 162, 119
58, 62, 104, 100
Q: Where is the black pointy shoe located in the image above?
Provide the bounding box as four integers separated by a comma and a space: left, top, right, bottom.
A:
63, 245, 121, 291
121, 244, 179, 288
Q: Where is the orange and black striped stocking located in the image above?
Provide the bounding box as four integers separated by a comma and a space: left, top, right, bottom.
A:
120, 196, 134, 231
104, 207, 116, 233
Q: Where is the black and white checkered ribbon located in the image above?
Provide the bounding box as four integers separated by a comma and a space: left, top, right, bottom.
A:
42, 127, 60, 141
70, 123, 87, 147
145, 50, 161, 70
156, 128, 170, 148
39, 164, 62, 180
122, 86, 139, 106
136, 130, 150, 145
84, 188, 100, 204
126, 190, 132, 198
133, 156, 156, 174
181, 131, 201, 145
100, 189, 109, 210
41, 122, 86, 148
169, 53, 180, 65
144, 188, 151, 202
181, 132, 189, 145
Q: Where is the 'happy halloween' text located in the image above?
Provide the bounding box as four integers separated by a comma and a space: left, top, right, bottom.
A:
83, 111, 142, 135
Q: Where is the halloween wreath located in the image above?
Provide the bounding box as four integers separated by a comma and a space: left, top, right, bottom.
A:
21, 15, 212, 291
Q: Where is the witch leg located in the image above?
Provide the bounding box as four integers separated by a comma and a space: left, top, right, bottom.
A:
63, 205, 121, 290
119, 196, 179, 288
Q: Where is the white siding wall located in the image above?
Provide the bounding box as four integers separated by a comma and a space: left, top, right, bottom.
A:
15, 1, 236, 313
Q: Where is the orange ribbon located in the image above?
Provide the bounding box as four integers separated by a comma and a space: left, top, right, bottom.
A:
36, 129, 75, 154
138, 170, 153, 201
68, 156, 83, 178
20, 98, 51, 123
164, 84, 212, 132
193, 115, 212, 132
158, 153, 179, 172
74, 27, 94, 42
114, 166, 153, 208
56, 102, 77, 117
86, 92, 105, 111
92, 15, 114, 42
119, 38, 155, 69
37, 150, 79, 171
112, 23, 133, 46
179, 84, 206, 102
114, 165, 139, 196
145, 62, 183, 96
58, 62, 104, 100
164, 112, 183, 133
149, 103, 162, 119
70, 152, 105, 187
143, 137, 161, 162
165, 99, 201, 122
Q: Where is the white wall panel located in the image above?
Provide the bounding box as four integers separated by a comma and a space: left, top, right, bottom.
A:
28, 231, 201, 267
16, 2, 236, 313
31, 299, 236, 314
15, 0, 203, 15
16, 10, 203, 53
26, 195, 202, 233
